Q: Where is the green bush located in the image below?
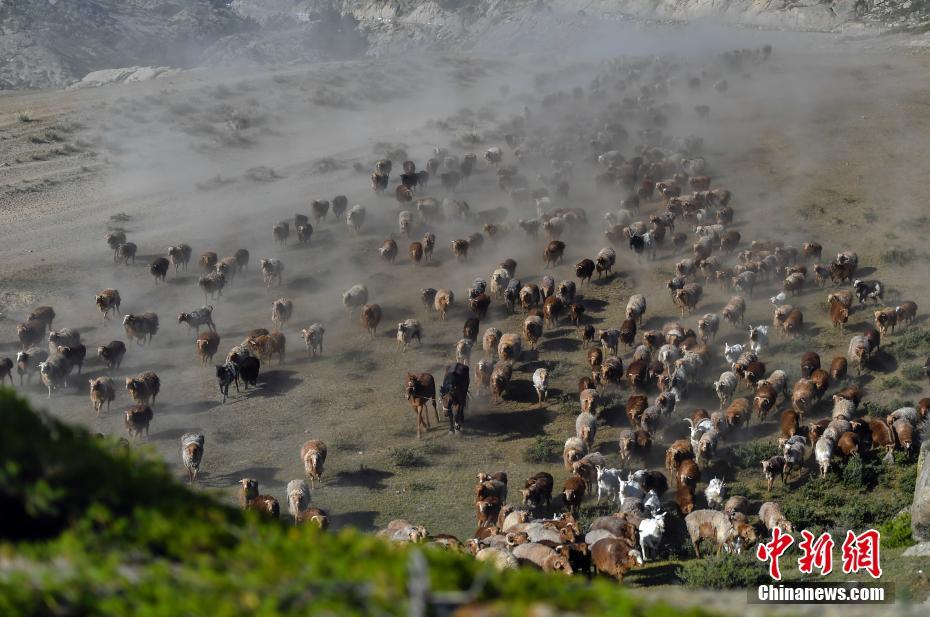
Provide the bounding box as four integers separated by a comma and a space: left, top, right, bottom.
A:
680, 552, 768, 589
890, 329, 930, 359
522, 436, 560, 463
900, 364, 926, 382
389, 447, 425, 468
878, 512, 915, 549
730, 439, 780, 468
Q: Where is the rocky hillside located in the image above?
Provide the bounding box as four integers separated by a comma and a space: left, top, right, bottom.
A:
0, 0, 251, 90
4, 1, 930, 90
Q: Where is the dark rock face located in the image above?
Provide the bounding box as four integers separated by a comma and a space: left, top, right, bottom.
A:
913, 441, 930, 541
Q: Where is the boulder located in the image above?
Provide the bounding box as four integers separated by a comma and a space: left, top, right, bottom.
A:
911, 441, 930, 541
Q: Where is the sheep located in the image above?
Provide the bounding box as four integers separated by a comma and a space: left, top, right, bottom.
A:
723, 496, 749, 521
673, 283, 702, 316
599, 356, 624, 389
892, 418, 916, 453
196, 331, 220, 365
96, 341, 125, 370
198, 271, 226, 302
665, 439, 694, 476
56, 344, 86, 375
595, 247, 616, 277
599, 329, 621, 356
791, 379, 816, 418
848, 335, 870, 375
95, 289, 122, 321
854, 279, 883, 304
698, 313, 720, 342
482, 328, 502, 359
247, 332, 286, 365
199, 251, 218, 273
626, 294, 647, 325
519, 284, 540, 313
106, 231, 126, 259
342, 284, 369, 315
181, 433, 205, 483
490, 361, 513, 402
753, 382, 778, 424
300, 324, 325, 357
476, 547, 519, 571
166, 244, 192, 272
47, 328, 80, 352
895, 301, 918, 326
126, 371, 160, 407
759, 502, 793, 533
575, 411, 597, 449
696, 429, 719, 468
563, 436, 588, 473
886, 407, 918, 427
345, 204, 366, 232
0, 358, 12, 386
522, 472, 554, 515
260, 259, 284, 288
762, 455, 786, 491
782, 436, 807, 480
591, 537, 643, 581
149, 256, 170, 284
874, 308, 897, 338
513, 542, 573, 574
497, 333, 522, 362
685, 510, 737, 557
360, 304, 382, 339
396, 319, 423, 352
238, 479, 280, 518
124, 404, 154, 439
434, 289, 454, 321
714, 371, 738, 409
832, 397, 856, 421
115, 242, 137, 265
88, 376, 115, 416
705, 478, 726, 509
178, 306, 216, 333
581, 388, 601, 415
532, 368, 549, 404
300, 440, 327, 488
523, 316, 544, 350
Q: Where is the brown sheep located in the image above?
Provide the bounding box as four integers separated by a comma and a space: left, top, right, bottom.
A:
543, 296, 564, 327
361, 304, 382, 338
791, 380, 816, 418
726, 398, 750, 430
626, 394, 648, 427
544, 240, 566, 266
895, 301, 918, 326
247, 333, 286, 365
124, 404, 154, 439
676, 483, 696, 514
126, 371, 160, 407
829, 301, 849, 331
238, 479, 280, 518
665, 439, 694, 476
830, 357, 847, 380
677, 458, 700, 490
837, 431, 861, 458
591, 538, 642, 581
780, 409, 800, 441
874, 308, 897, 338
809, 369, 830, 401
562, 476, 586, 515
781, 308, 804, 337
95, 289, 122, 321
300, 440, 327, 488
89, 376, 116, 416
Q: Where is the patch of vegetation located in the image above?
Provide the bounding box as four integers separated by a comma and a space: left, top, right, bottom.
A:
863, 209, 879, 223
680, 552, 768, 589
729, 439, 780, 468
889, 328, 930, 359
877, 512, 915, 549
881, 247, 918, 266
900, 364, 927, 382
879, 375, 921, 395
0, 390, 713, 616
458, 129, 483, 145
17, 110, 34, 123
389, 447, 426, 468
522, 436, 560, 463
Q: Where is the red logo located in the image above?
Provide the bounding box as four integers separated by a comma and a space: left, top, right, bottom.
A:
841, 530, 882, 579
756, 527, 794, 581
797, 530, 835, 575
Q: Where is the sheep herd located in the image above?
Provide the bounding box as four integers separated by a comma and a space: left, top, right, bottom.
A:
3, 42, 929, 584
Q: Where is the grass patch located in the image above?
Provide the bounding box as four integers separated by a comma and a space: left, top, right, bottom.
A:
889, 328, 930, 359
879, 375, 921, 395
680, 552, 768, 589
729, 439, 780, 468
900, 364, 926, 382
522, 436, 560, 464
881, 247, 918, 266
17, 110, 34, 123
389, 447, 426, 468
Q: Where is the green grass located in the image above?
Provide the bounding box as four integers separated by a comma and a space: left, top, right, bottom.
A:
389, 447, 426, 468
0, 389, 724, 616
522, 436, 560, 463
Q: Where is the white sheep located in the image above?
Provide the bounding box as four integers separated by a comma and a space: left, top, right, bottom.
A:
639, 511, 667, 561
532, 368, 549, 404
595, 466, 623, 504
713, 371, 738, 409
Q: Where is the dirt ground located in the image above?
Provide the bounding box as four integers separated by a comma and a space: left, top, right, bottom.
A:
1, 25, 929, 608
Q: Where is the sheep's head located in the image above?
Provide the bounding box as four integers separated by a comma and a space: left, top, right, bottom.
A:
238, 478, 258, 506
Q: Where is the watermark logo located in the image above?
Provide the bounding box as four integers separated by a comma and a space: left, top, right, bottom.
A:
756, 528, 883, 580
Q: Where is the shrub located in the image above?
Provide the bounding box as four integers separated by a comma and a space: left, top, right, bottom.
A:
17, 110, 34, 123
389, 447, 425, 468
730, 439, 780, 469
878, 512, 914, 548
901, 364, 926, 381
522, 436, 560, 463
881, 248, 917, 266
680, 552, 768, 589
891, 328, 930, 359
